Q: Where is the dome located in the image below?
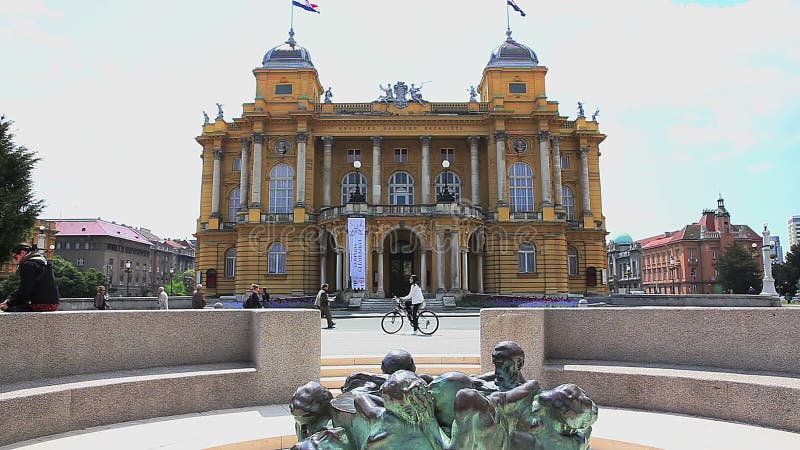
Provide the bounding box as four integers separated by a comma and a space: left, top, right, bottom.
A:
612, 233, 634, 245
487, 30, 539, 68
261, 30, 314, 69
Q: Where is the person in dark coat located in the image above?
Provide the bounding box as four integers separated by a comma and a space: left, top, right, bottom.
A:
192, 284, 206, 309
243, 284, 263, 309
260, 286, 270, 307
93, 285, 110, 310
1, 243, 60, 312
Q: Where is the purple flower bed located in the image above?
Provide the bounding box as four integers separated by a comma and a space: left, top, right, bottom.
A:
461, 295, 578, 308
221, 296, 316, 309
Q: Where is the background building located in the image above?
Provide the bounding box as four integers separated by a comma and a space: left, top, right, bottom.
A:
607, 233, 642, 293
195, 30, 609, 298
789, 215, 800, 248
638, 197, 762, 294
52, 219, 195, 296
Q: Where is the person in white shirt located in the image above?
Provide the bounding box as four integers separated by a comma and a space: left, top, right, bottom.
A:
157, 286, 169, 310
398, 274, 424, 334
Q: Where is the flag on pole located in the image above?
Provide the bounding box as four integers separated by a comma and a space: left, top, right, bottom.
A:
507, 0, 526, 17
293, 0, 320, 13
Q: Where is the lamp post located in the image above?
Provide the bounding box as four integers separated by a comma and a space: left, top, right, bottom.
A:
760, 225, 778, 296
667, 255, 677, 294
348, 160, 366, 203
169, 267, 175, 295
124, 260, 132, 297
437, 160, 456, 202
107, 263, 113, 293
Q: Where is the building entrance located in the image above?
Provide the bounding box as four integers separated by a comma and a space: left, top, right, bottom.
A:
388, 240, 413, 297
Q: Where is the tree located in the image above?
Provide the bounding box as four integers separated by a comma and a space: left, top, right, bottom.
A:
715, 243, 762, 294
774, 244, 800, 298
51, 255, 89, 298
165, 268, 194, 296
0, 116, 44, 265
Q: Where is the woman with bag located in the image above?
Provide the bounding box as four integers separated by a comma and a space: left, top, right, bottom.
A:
243, 284, 263, 309
93, 285, 110, 310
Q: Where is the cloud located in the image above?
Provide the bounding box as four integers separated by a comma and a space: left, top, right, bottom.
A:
748, 162, 773, 173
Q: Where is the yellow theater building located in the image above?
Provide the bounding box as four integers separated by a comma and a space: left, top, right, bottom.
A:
195, 29, 608, 299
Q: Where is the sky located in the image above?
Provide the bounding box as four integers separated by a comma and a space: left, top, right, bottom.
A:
1, 0, 798, 247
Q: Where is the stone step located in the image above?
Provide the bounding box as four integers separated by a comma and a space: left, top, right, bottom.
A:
321, 363, 481, 378
318, 355, 481, 391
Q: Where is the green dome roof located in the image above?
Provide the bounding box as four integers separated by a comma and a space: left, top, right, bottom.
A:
612, 233, 634, 244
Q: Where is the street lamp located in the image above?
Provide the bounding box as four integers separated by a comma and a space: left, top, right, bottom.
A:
667, 255, 677, 294
348, 160, 366, 203
124, 260, 132, 297
437, 160, 456, 203
169, 267, 175, 295
107, 263, 113, 293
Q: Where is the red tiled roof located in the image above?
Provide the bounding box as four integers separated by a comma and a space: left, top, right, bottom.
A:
639, 227, 687, 249
54, 220, 151, 245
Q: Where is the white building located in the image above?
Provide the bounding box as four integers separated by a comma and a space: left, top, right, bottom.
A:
789, 215, 800, 249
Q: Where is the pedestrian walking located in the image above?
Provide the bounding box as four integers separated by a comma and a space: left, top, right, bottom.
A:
315, 283, 335, 328
0, 243, 60, 312
244, 284, 263, 308
397, 274, 424, 334
192, 284, 206, 309
93, 285, 110, 310
157, 286, 169, 310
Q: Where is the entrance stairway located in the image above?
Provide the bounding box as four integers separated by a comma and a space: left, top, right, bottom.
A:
357, 294, 445, 313
320, 354, 481, 396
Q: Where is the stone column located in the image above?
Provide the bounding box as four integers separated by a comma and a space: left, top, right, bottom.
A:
551, 136, 563, 207
376, 249, 385, 297
211, 149, 222, 217
420, 136, 431, 203
761, 225, 778, 296
539, 131, 552, 207
295, 132, 308, 207
477, 253, 484, 293
461, 248, 469, 291
322, 136, 333, 207
468, 136, 480, 205
580, 146, 592, 216
495, 131, 507, 205
320, 244, 327, 285
239, 137, 250, 207
436, 231, 445, 292
372, 136, 382, 203
335, 250, 343, 291
420, 251, 428, 291
250, 133, 264, 207
451, 232, 460, 291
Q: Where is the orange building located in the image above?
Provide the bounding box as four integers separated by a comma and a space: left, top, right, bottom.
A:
1, 220, 58, 276
639, 197, 762, 294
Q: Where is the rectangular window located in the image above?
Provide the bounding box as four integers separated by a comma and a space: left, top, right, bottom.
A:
65, 242, 71, 250
85, 242, 90, 250
509, 83, 527, 93
275, 84, 292, 94
561, 156, 570, 168
347, 149, 361, 162
394, 148, 408, 163
440, 148, 454, 162
233, 158, 242, 171
76, 257, 85, 267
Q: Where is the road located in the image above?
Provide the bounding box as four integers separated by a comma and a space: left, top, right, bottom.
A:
320, 316, 480, 357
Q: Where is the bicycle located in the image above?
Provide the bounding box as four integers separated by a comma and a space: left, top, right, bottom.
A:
381, 297, 440, 335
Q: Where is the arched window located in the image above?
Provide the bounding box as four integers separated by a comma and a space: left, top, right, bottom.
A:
435, 171, 461, 202
267, 242, 286, 274
269, 164, 294, 213
388, 171, 414, 205
568, 246, 579, 275
341, 171, 368, 205
518, 241, 536, 273
562, 185, 575, 221
224, 248, 237, 277
509, 162, 534, 212
229, 187, 240, 222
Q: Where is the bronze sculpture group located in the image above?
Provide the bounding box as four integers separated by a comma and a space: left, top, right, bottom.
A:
289, 341, 597, 449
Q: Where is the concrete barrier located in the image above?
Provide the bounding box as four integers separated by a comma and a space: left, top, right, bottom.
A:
58, 296, 193, 310
0, 309, 320, 446
480, 307, 800, 432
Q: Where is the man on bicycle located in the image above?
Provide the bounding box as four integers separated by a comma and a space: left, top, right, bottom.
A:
397, 274, 424, 334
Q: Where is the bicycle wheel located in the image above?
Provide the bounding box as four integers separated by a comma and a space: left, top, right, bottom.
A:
381, 311, 404, 334
416, 310, 439, 335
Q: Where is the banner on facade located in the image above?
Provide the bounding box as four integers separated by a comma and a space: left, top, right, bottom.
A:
348, 217, 367, 290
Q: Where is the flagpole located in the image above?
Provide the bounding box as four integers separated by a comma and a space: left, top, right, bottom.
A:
290, 0, 295, 33
506, 2, 511, 34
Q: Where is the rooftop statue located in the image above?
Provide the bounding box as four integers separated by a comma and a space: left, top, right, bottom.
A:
324, 87, 333, 103
215, 102, 224, 120
410, 82, 426, 105
577, 102, 585, 118
468, 85, 478, 102
202, 111, 209, 124
289, 343, 598, 450
591, 108, 600, 121
377, 83, 394, 103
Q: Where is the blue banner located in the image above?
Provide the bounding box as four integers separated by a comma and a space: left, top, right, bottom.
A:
347, 217, 367, 290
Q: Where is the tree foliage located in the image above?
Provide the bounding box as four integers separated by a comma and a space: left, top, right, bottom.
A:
774, 244, 800, 298
165, 268, 195, 296
715, 243, 762, 294
0, 116, 44, 265
0, 255, 107, 300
